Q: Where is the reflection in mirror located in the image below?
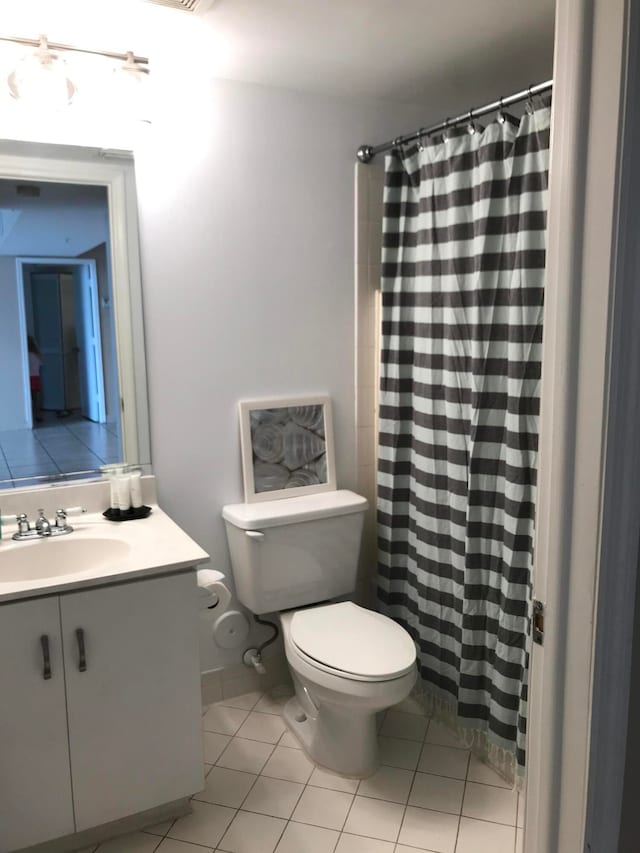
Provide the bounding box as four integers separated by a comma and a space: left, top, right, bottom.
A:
0, 145, 150, 490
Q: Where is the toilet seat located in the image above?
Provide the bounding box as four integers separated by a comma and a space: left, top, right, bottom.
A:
287, 602, 416, 682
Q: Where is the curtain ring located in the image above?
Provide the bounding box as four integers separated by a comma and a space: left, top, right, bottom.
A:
417, 128, 426, 152
497, 96, 506, 124
526, 85, 534, 115
467, 108, 476, 135
442, 117, 451, 141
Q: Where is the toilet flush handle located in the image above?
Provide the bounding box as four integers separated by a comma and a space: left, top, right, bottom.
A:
245, 530, 265, 541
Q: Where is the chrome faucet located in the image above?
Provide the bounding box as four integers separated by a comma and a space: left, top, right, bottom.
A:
12, 508, 76, 541
35, 509, 52, 537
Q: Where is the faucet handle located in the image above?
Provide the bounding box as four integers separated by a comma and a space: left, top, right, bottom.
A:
17, 513, 30, 534
55, 508, 67, 528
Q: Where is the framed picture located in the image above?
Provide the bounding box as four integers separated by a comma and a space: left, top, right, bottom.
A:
238, 395, 336, 503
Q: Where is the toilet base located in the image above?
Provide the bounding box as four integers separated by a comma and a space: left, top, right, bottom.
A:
283, 694, 379, 778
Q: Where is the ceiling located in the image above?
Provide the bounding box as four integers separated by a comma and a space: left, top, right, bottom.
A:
196, 0, 556, 104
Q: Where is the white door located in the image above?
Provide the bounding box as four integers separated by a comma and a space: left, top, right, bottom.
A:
0, 597, 74, 852
74, 263, 106, 423
61, 573, 204, 831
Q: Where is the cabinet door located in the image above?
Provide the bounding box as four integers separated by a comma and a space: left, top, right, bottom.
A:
0, 597, 74, 852
61, 572, 203, 831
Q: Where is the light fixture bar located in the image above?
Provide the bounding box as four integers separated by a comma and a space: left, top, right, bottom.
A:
0, 35, 149, 67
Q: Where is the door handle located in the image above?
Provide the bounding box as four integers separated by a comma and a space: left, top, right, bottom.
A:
40, 634, 52, 680
75, 627, 87, 672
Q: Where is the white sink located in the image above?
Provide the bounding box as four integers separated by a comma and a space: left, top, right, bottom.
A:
0, 537, 132, 582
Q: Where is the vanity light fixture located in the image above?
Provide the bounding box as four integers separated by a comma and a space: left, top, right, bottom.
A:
1, 35, 150, 116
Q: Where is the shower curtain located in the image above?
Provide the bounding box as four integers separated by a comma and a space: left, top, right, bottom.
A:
377, 101, 551, 785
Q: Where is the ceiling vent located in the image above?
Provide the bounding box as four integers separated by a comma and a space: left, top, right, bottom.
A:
143, 0, 215, 12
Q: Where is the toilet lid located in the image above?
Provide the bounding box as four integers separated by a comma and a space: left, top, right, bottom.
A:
290, 602, 416, 679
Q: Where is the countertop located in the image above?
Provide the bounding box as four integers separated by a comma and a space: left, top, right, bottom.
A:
0, 505, 210, 604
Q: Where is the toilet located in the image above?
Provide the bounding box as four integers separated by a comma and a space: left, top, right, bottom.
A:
222, 489, 417, 777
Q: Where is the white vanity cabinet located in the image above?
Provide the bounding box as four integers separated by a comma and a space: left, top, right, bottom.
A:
0, 571, 203, 853
0, 597, 75, 850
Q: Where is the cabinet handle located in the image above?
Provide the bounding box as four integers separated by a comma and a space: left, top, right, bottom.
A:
75, 628, 87, 672
40, 634, 52, 680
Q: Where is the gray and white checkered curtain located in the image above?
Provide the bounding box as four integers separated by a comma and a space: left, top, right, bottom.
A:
377, 103, 550, 785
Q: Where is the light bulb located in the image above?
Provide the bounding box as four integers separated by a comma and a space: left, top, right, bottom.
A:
7, 36, 75, 111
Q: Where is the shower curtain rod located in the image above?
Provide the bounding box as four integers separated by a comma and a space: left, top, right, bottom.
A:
356, 79, 553, 163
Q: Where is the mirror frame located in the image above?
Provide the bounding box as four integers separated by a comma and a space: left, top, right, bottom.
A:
0, 141, 151, 479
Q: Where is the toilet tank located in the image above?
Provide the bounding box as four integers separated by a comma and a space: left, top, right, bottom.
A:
222, 490, 368, 615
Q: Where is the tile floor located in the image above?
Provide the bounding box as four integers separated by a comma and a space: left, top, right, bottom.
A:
0, 416, 120, 488
84, 687, 525, 853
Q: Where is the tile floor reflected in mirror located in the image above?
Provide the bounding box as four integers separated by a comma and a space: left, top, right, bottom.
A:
0, 416, 120, 488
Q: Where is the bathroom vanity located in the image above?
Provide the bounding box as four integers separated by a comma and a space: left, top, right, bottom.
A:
0, 487, 208, 853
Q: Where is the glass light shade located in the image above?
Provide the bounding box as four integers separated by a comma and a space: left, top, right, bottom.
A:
110, 52, 150, 121
7, 38, 75, 110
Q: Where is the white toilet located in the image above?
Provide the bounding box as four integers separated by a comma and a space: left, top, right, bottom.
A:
222, 489, 417, 777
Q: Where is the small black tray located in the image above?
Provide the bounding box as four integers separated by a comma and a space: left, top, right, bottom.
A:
103, 505, 152, 522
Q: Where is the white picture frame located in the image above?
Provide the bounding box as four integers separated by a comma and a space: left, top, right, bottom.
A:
238, 395, 336, 503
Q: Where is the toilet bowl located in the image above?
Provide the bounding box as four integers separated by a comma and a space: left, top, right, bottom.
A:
279, 601, 416, 777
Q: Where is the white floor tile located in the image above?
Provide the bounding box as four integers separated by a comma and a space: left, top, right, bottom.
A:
466, 755, 511, 788
168, 800, 235, 847
462, 782, 518, 826
203, 704, 250, 735
424, 722, 465, 750
261, 745, 315, 783
193, 766, 257, 808
279, 730, 302, 749
395, 846, 436, 853
236, 712, 288, 744
308, 767, 360, 794
378, 736, 422, 770
380, 710, 429, 741
343, 795, 404, 842
275, 821, 339, 853
254, 688, 294, 715
218, 692, 263, 710
418, 743, 469, 780
408, 772, 464, 815
96, 832, 159, 852
142, 820, 173, 836
156, 838, 213, 852
335, 832, 395, 852
218, 737, 275, 774
242, 776, 305, 819
203, 732, 232, 764
219, 810, 287, 853
357, 765, 414, 803
292, 785, 354, 830
393, 696, 427, 716
397, 806, 459, 853
455, 817, 516, 853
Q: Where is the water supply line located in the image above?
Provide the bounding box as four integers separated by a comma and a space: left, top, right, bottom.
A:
243, 614, 279, 674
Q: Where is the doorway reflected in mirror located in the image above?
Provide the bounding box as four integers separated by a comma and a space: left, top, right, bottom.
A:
0, 179, 123, 487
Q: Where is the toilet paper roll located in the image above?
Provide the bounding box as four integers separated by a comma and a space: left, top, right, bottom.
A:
196, 569, 232, 612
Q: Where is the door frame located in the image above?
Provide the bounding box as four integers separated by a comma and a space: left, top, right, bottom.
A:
526, 0, 640, 850
16, 258, 106, 425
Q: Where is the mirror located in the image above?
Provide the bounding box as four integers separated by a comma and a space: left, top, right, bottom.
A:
0, 141, 150, 490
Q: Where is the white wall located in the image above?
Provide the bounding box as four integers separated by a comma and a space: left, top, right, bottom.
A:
131, 78, 432, 669
133, 77, 427, 566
